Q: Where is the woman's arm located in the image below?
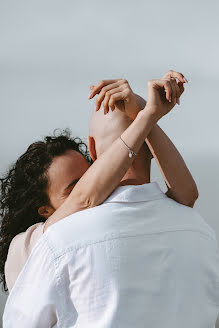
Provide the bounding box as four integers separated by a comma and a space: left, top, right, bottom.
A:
89, 72, 198, 208
135, 90, 199, 207
43, 107, 158, 232
146, 124, 199, 207
5, 104, 158, 291
146, 71, 198, 207
43, 76, 181, 232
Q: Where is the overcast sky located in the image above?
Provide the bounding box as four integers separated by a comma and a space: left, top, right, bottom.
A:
0, 0, 219, 323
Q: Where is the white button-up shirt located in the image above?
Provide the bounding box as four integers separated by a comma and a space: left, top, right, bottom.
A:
3, 182, 219, 328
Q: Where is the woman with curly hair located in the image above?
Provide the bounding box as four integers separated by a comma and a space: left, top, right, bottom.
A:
0, 129, 92, 292
0, 73, 197, 294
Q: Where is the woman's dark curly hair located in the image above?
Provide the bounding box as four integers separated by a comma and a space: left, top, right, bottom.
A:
0, 128, 92, 292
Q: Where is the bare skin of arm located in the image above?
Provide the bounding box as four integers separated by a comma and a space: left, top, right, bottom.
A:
43, 107, 158, 232
90, 70, 198, 208
44, 74, 182, 232
146, 124, 198, 207
135, 92, 199, 207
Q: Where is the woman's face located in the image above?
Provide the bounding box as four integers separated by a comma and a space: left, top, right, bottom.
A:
46, 149, 90, 210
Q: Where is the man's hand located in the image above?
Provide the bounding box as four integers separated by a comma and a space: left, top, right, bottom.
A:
88, 79, 142, 119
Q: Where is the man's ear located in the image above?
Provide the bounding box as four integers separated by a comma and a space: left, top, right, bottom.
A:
38, 205, 55, 219
87, 136, 97, 161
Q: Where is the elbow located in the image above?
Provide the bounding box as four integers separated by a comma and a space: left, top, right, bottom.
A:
74, 184, 108, 210
166, 186, 199, 208
185, 188, 199, 208
193, 187, 199, 202
76, 191, 97, 210
180, 188, 199, 208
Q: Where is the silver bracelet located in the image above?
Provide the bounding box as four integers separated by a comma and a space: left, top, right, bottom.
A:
120, 136, 138, 158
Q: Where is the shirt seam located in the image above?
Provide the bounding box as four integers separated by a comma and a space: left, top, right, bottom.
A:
103, 195, 167, 204
43, 234, 66, 328
49, 228, 217, 260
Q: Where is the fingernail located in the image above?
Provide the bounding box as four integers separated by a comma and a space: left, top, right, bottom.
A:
183, 77, 188, 83
176, 97, 180, 105
169, 96, 171, 103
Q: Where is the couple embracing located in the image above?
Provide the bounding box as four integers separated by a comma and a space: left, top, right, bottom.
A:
2, 70, 219, 327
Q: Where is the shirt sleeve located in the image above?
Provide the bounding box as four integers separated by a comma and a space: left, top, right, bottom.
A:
3, 235, 61, 328
4, 222, 45, 292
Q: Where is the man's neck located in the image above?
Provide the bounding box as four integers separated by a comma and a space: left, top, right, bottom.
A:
118, 177, 150, 187
118, 145, 152, 186
118, 164, 151, 187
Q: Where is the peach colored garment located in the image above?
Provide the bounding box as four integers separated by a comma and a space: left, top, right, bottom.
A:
4, 222, 45, 292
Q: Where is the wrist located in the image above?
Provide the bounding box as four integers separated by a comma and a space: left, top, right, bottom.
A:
140, 105, 160, 125
134, 94, 147, 111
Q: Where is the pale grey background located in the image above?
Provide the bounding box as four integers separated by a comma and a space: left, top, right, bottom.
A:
0, 0, 219, 326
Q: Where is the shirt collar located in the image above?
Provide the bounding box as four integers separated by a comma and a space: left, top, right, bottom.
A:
104, 181, 167, 204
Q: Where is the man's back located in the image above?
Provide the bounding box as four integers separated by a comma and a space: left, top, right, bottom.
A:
3, 182, 219, 328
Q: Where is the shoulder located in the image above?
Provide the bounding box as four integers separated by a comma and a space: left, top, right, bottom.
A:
160, 197, 217, 240
7, 222, 45, 258
43, 205, 115, 256
5, 222, 45, 292
3, 234, 61, 326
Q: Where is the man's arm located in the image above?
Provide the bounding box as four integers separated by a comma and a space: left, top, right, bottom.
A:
135, 92, 199, 208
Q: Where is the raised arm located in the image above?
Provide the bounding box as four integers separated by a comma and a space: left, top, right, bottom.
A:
89, 70, 198, 208
43, 106, 157, 232
146, 124, 199, 207
133, 86, 199, 207
43, 76, 178, 232
138, 71, 198, 207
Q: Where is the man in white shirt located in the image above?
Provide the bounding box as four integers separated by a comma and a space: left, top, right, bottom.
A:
3, 77, 219, 327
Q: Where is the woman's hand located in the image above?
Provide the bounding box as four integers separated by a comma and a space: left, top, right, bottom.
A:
88, 79, 142, 119
146, 70, 188, 119
88, 70, 188, 120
